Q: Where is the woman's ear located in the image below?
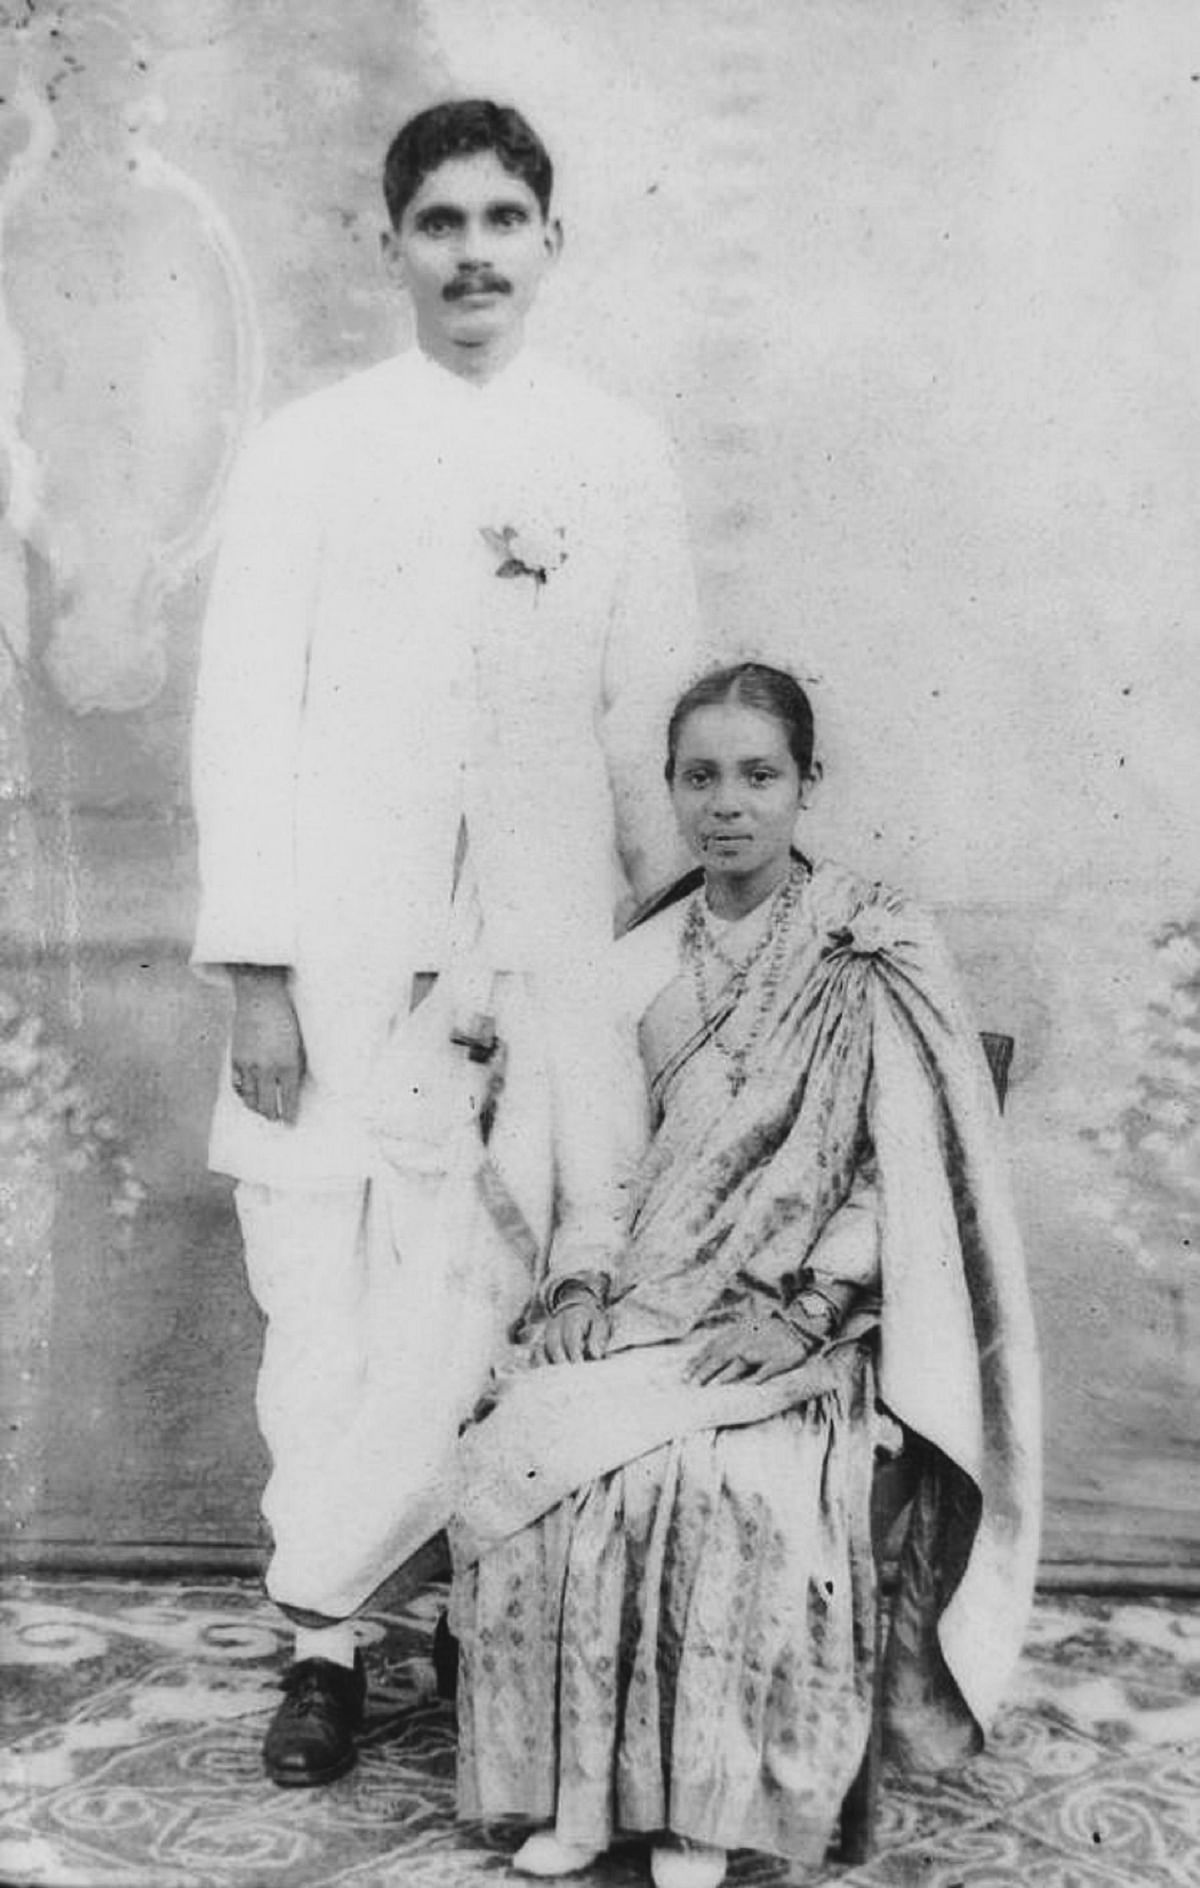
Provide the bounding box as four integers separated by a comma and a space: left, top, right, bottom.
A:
798, 759, 823, 810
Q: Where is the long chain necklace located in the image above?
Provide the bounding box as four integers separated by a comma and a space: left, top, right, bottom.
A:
681, 860, 808, 1095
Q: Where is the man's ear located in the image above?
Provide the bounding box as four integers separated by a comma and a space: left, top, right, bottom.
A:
380, 228, 406, 288
545, 216, 564, 263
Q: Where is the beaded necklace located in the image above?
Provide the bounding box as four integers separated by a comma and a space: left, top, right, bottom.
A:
681, 859, 808, 1095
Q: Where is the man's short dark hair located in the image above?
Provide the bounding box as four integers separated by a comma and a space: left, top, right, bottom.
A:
383, 99, 553, 229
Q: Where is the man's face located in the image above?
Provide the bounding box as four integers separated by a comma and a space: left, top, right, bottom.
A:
384, 151, 560, 365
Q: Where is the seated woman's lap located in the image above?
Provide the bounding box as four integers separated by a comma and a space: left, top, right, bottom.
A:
453, 1369, 876, 1860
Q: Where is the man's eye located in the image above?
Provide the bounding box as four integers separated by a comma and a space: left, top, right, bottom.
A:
418, 213, 456, 235
492, 206, 529, 227
750, 770, 777, 786
684, 771, 710, 788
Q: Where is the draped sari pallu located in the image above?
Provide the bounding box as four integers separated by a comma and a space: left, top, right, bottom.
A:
453, 863, 1041, 1772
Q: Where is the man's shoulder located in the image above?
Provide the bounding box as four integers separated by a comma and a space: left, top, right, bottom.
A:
253, 354, 414, 444
531, 357, 674, 459
227, 355, 423, 502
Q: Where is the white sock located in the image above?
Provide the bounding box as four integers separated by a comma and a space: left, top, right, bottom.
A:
293, 1622, 359, 1669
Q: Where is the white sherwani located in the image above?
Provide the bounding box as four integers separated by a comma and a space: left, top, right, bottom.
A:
194, 346, 698, 1180
191, 345, 701, 1614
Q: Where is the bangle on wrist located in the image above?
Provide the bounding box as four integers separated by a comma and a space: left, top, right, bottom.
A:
544, 1274, 608, 1316
786, 1286, 842, 1341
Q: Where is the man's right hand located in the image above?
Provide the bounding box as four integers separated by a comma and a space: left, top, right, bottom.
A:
229, 966, 306, 1124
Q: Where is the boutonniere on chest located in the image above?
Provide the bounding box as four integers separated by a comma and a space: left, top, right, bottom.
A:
480, 523, 569, 595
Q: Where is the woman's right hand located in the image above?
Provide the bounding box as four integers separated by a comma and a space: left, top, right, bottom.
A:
539, 1300, 613, 1366
685, 1310, 819, 1385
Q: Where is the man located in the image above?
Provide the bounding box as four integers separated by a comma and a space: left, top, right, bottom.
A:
191, 99, 700, 1787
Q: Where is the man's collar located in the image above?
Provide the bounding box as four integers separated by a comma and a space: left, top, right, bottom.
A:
409, 343, 541, 405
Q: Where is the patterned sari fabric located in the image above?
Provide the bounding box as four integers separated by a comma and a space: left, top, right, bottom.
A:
453, 1366, 877, 1863
450, 861, 1041, 1863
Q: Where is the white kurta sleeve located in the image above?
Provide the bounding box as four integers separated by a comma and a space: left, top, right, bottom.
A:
191, 410, 324, 974
538, 956, 651, 1295
600, 421, 705, 909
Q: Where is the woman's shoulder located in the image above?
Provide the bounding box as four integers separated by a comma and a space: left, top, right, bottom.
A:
807, 857, 920, 921
805, 858, 937, 957
616, 895, 689, 960
613, 897, 690, 1018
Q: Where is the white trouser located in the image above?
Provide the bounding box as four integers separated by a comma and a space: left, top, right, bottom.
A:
237, 1159, 533, 1621
234, 959, 641, 1623
237, 1181, 378, 1616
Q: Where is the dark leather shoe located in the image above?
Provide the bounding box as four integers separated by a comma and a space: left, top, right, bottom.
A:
262, 1653, 366, 1787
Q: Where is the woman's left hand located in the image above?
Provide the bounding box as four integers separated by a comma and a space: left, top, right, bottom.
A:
685, 1310, 819, 1386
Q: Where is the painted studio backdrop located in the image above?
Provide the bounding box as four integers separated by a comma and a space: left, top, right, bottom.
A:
1, 0, 1197, 1577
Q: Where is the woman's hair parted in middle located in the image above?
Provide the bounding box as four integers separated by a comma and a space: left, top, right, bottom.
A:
664, 662, 817, 783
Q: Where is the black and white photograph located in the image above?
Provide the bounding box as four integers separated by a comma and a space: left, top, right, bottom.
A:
0, 3, 1197, 1884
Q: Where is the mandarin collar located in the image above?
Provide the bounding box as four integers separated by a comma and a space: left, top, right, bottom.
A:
408, 344, 541, 412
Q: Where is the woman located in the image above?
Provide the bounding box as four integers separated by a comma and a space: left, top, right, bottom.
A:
449, 663, 1041, 1887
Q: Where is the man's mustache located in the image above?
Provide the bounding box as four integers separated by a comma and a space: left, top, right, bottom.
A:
444, 272, 512, 301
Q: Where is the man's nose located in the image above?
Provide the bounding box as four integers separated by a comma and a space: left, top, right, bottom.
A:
457, 216, 492, 266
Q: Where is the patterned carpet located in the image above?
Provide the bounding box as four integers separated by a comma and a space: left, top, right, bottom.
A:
0, 1579, 1198, 1887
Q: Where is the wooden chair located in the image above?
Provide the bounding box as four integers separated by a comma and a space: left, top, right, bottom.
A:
838, 1030, 1014, 1865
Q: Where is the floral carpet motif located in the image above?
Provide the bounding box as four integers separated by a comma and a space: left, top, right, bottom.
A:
0, 1580, 1197, 1886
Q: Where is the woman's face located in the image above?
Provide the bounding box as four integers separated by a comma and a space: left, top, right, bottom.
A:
670, 702, 805, 903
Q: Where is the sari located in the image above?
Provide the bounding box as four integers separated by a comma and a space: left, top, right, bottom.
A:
449, 860, 1041, 1864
